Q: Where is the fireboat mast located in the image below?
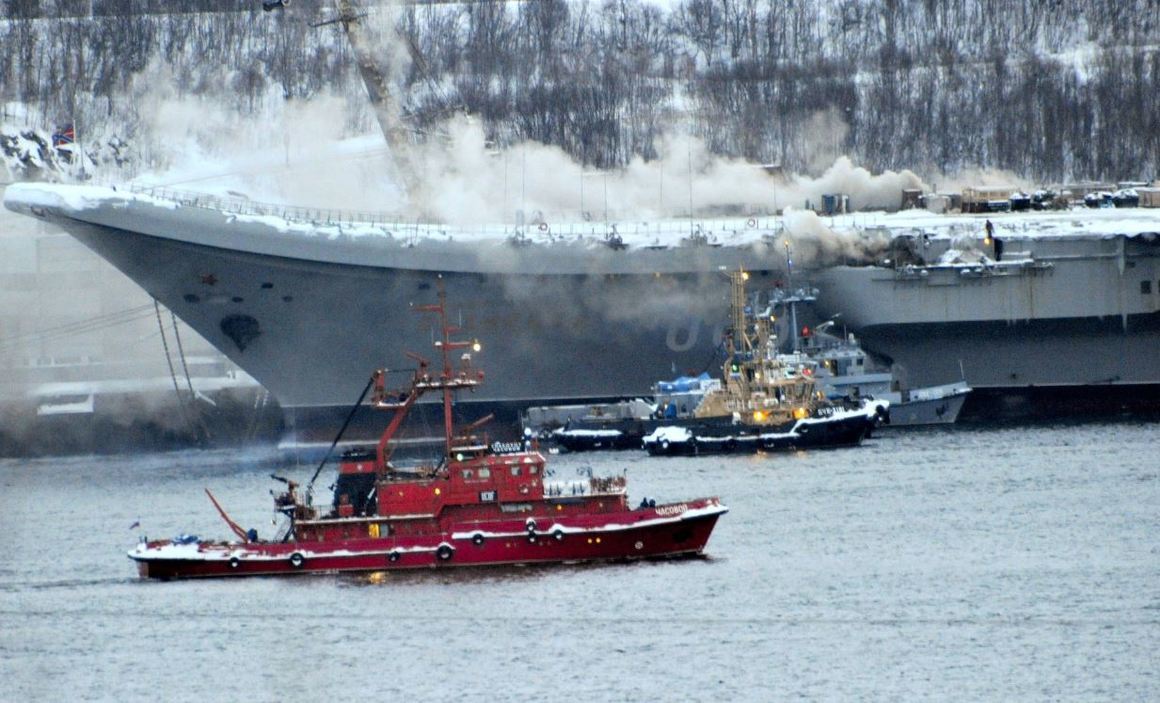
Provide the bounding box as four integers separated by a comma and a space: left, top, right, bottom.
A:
412, 284, 482, 457
366, 278, 482, 468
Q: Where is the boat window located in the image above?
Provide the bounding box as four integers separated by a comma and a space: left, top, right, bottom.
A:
529, 466, 539, 475
461, 469, 473, 479
1142, 280, 1153, 295
510, 466, 521, 476
478, 468, 491, 479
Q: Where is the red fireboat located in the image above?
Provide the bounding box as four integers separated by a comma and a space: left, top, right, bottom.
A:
129, 283, 727, 579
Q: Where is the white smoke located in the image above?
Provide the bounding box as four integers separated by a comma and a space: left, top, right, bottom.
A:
102, 8, 929, 229
120, 58, 400, 209
780, 206, 892, 267
123, 88, 926, 231
927, 166, 1036, 194
401, 118, 927, 225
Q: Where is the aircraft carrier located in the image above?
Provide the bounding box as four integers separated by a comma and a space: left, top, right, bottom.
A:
4, 182, 1159, 437
812, 226, 1160, 419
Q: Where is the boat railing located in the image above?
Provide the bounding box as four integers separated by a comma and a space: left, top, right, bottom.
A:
123, 184, 787, 244
894, 258, 1053, 281
127, 184, 413, 228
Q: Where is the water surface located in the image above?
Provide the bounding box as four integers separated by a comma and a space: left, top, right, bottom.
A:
2, 422, 1158, 701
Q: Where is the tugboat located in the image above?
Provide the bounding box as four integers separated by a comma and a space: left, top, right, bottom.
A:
521, 270, 887, 455
128, 283, 728, 579
641, 270, 887, 456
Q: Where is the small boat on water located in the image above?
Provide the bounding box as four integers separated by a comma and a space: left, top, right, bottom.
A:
129, 284, 727, 579
771, 289, 971, 427
525, 270, 887, 455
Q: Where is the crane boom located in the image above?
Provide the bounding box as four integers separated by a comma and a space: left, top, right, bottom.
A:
265, 0, 421, 201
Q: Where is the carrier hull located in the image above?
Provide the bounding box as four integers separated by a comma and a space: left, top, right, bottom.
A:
7, 183, 1160, 428
5, 185, 785, 417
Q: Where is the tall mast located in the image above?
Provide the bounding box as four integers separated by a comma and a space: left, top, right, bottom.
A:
726, 269, 754, 399
370, 279, 481, 466
412, 281, 479, 457
729, 269, 753, 356
783, 239, 801, 352
436, 285, 456, 456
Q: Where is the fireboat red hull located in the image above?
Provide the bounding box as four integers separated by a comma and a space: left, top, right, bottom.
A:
130, 499, 726, 580
128, 283, 728, 580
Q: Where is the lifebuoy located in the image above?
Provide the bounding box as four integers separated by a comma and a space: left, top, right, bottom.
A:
436, 544, 453, 561
388, 551, 401, 563
289, 552, 305, 569
229, 556, 240, 569
472, 533, 485, 546
526, 519, 537, 533
538, 222, 548, 232
660, 439, 670, 451
552, 528, 565, 541
746, 218, 757, 228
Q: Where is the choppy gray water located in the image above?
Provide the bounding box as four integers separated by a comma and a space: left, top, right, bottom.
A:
2, 421, 1158, 701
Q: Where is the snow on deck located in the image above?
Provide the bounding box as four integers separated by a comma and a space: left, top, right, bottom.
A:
7, 181, 1160, 255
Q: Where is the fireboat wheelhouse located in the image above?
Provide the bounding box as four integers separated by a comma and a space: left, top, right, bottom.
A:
129, 283, 727, 579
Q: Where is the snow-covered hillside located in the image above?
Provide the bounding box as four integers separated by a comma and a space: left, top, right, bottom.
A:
2, 1, 1157, 189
